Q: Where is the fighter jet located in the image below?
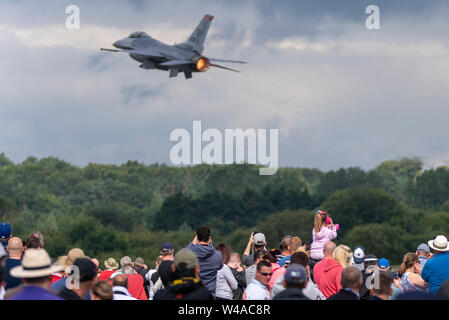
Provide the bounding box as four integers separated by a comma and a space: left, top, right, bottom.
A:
100, 14, 246, 79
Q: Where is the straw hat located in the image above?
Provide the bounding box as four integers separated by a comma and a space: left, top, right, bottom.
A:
104, 257, 119, 270
10, 248, 63, 278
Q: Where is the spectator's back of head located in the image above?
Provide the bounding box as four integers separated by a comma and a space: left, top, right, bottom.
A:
284, 264, 307, 289
113, 273, 128, 288
280, 236, 293, 252
31, 231, 44, 247
290, 251, 309, 267
92, 280, 113, 300
323, 242, 336, 258
72, 258, 97, 282
341, 266, 363, 290
7, 237, 24, 256
215, 243, 231, 264
364, 254, 378, 268
290, 237, 303, 252
25, 235, 40, 249
229, 252, 242, 265
333, 245, 353, 268
371, 272, 393, 297
174, 249, 199, 278
196, 226, 211, 243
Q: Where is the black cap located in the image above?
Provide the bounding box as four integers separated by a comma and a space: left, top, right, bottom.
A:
72, 258, 97, 282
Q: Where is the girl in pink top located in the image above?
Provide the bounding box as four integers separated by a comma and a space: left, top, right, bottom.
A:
310, 211, 339, 260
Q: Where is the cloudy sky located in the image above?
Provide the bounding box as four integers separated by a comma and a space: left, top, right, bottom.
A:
1, 0, 448, 170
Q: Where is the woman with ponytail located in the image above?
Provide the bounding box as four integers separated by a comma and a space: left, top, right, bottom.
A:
398, 252, 428, 293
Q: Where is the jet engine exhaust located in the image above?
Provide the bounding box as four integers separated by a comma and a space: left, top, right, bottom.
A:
196, 57, 210, 72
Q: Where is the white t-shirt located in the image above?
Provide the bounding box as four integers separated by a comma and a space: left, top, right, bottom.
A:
243, 279, 271, 300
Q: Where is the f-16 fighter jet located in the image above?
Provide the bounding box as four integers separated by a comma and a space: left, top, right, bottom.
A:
101, 15, 246, 79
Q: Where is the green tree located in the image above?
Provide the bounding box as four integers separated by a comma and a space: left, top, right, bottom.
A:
321, 188, 407, 236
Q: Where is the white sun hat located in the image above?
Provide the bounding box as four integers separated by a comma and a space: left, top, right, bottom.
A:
10, 248, 64, 278
428, 235, 449, 252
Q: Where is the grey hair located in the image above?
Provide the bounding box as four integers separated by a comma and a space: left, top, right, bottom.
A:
31, 231, 44, 246
120, 256, 132, 267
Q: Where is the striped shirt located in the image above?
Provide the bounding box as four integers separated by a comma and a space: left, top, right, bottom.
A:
215, 264, 238, 300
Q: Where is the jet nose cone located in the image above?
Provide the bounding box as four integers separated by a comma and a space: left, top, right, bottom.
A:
113, 39, 133, 49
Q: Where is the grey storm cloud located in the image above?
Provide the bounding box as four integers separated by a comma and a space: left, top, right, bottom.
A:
0, 0, 449, 170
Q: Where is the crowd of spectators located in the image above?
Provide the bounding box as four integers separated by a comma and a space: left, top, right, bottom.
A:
1, 212, 449, 300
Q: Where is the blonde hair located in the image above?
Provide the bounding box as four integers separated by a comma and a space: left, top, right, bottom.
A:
314, 213, 326, 233
333, 245, 353, 268
290, 237, 303, 252
398, 252, 419, 277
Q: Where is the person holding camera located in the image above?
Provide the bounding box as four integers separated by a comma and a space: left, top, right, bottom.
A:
242, 231, 267, 268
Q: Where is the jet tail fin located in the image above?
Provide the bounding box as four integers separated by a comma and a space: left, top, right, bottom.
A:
175, 14, 214, 54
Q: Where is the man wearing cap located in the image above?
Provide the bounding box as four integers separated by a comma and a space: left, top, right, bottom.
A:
328, 266, 363, 300
151, 242, 176, 296
359, 253, 379, 300
0, 222, 12, 250
9, 248, 63, 300
154, 249, 213, 300
352, 246, 366, 271
421, 235, 449, 295
274, 264, 310, 300
186, 226, 223, 297
243, 231, 267, 268
416, 243, 431, 267
378, 258, 390, 273
58, 258, 97, 300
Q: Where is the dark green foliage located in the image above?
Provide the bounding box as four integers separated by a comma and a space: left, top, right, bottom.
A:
0, 154, 447, 266
321, 188, 407, 236
407, 167, 449, 208
256, 209, 315, 247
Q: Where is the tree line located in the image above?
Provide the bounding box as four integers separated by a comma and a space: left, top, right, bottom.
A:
1, 152, 449, 265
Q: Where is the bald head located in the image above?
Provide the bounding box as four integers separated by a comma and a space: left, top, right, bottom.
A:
113, 274, 128, 288
323, 242, 336, 258
7, 237, 24, 258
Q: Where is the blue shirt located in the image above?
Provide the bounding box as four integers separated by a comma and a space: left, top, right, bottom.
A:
11, 286, 63, 300
421, 252, 449, 295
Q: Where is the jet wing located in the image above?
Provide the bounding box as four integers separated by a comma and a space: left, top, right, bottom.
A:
100, 47, 165, 58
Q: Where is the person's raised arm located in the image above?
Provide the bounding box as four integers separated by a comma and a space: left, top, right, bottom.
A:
243, 232, 254, 257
